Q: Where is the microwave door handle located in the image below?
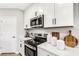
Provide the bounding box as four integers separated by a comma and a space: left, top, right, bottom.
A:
55, 18, 56, 24
40, 15, 43, 25
37, 18, 39, 25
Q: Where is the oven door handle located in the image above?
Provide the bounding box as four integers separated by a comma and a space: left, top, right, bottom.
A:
24, 44, 36, 50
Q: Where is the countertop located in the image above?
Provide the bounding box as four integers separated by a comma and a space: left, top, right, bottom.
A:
38, 42, 79, 56
24, 37, 32, 41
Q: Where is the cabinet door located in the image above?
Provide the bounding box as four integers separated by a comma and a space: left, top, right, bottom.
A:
24, 10, 31, 29
24, 5, 36, 29
55, 3, 73, 26
43, 3, 55, 27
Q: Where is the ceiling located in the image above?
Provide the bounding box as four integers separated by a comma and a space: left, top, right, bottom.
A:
0, 3, 32, 10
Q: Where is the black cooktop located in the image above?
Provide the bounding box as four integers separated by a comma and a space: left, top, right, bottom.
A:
24, 39, 41, 47
24, 35, 47, 47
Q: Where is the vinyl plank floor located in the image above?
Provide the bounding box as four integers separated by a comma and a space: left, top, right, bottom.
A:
0, 52, 22, 56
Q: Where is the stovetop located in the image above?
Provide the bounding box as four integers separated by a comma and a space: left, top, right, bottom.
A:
24, 39, 42, 47
24, 33, 47, 47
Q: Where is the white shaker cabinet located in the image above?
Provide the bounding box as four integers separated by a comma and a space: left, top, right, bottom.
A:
44, 3, 74, 28
54, 3, 73, 27
42, 3, 55, 27
24, 10, 32, 29
24, 5, 36, 29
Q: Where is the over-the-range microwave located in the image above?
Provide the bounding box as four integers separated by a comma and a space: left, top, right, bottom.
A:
30, 14, 44, 28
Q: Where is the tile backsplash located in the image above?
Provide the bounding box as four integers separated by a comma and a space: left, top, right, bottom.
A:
28, 27, 73, 40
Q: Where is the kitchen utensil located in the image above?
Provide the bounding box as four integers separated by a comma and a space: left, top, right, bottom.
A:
64, 30, 78, 48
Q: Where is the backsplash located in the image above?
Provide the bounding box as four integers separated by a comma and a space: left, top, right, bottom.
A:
28, 27, 79, 40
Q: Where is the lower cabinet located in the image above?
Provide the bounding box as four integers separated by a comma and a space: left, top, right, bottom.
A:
38, 47, 58, 56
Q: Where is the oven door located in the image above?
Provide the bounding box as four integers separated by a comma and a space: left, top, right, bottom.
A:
24, 45, 37, 56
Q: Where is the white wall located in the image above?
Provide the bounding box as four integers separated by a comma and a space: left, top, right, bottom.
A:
25, 3, 79, 40
0, 9, 24, 53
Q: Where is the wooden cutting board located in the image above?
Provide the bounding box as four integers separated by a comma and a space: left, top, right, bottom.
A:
64, 30, 78, 48
52, 32, 60, 40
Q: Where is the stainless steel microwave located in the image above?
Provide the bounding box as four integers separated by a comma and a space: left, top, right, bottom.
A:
30, 14, 44, 28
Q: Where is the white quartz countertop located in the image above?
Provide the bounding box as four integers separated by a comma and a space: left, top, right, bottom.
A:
38, 42, 79, 56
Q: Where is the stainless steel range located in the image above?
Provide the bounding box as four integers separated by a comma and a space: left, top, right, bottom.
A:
24, 33, 47, 56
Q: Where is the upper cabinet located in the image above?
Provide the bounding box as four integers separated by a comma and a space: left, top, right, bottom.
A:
54, 3, 73, 27
24, 3, 74, 29
44, 3, 74, 28
24, 6, 35, 29
43, 4, 55, 27
24, 10, 31, 29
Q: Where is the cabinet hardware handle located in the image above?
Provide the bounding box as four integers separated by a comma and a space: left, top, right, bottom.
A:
55, 18, 56, 24
52, 18, 54, 24
52, 18, 56, 25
